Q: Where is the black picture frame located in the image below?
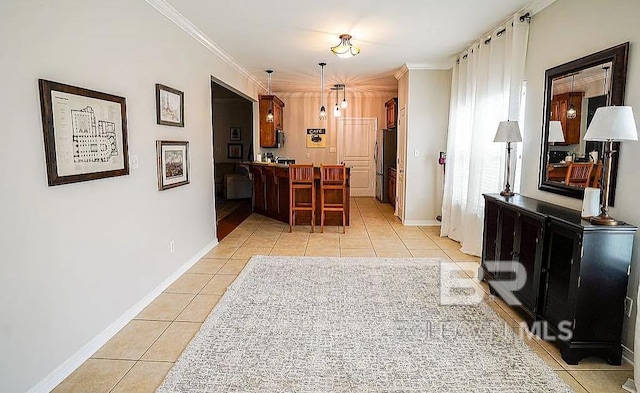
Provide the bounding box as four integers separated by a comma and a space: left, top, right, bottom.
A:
157, 140, 190, 190
38, 79, 129, 186
538, 42, 629, 205
227, 143, 243, 159
156, 83, 184, 127
230, 127, 241, 141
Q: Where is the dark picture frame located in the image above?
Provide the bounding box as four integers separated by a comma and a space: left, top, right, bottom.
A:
156, 84, 184, 127
230, 127, 241, 141
38, 79, 129, 186
157, 140, 190, 190
227, 143, 243, 159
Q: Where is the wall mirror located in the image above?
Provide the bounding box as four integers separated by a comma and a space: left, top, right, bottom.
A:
538, 42, 629, 205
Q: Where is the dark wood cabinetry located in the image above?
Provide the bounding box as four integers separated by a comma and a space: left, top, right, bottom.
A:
482, 194, 636, 365
259, 95, 284, 147
388, 167, 396, 207
550, 92, 583, 145
385, 98, 398, 129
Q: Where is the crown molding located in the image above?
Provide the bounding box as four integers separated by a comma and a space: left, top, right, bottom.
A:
528, 0, 557, 15
144, 0, 266, 91
394, 58, 456, 80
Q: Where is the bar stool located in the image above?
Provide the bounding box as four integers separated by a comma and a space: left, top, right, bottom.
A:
288, 164, 315, 233
320, 164, 347, 233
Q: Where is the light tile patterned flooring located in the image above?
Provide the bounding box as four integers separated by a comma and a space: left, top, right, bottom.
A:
53, 197, 632, 393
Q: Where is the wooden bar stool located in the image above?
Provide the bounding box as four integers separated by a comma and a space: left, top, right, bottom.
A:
320, 164, 347, 233
288, 164, 315, 233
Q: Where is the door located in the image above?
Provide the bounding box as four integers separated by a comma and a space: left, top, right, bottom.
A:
338, 117, 377, 197
396, 107, 406, 220
512, 212, 544, 313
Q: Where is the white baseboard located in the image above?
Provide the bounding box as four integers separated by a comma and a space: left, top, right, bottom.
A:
623, 344, 635, 366
402, 219, 441, 226
27, 240, 218, 393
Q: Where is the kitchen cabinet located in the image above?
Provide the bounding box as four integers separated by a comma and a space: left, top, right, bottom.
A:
385, 98, 398, 129
388, 167, 396, 207
259, 95, 284, 148
550, 92, 583, 145
481, 194, 636, 365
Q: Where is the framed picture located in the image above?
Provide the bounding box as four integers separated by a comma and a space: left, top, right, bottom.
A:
227, 143, 243, 159
38, 79, 129, 186
306, 128, 327, 148
157, 141, 190, 190
156, 84, 184, 127
230, 127, 241, 141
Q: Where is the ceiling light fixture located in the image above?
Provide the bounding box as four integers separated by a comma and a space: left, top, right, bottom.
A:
341, 84, 348, 109
331, 34, 360, 58
266, 70, 274, 123
319, 63, 327, 120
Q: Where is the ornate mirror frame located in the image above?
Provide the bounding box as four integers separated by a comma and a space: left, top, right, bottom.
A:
538, 42, 629, 205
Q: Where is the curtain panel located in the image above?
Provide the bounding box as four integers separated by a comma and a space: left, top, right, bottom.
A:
441, 15, 530, 256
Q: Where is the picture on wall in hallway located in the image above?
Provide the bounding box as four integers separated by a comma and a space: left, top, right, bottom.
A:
38, 79, 129, 186
156, 83, 184, 127
157, 140, 189, 190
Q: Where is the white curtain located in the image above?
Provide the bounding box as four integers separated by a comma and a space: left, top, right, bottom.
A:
441, 15, 530, 256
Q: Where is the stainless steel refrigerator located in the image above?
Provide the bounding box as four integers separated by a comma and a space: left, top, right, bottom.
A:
375, 128, 397, 203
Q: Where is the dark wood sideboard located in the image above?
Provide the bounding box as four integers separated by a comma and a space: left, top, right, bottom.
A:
481, 193, 636, 365
245, 163, 350, 226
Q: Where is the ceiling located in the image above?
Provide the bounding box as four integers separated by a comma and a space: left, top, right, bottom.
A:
165, 0, 535, 93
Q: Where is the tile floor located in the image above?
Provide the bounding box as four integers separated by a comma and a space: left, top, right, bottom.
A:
53, 197, 632, 393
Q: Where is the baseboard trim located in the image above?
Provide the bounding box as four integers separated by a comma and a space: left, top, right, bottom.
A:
27, 240, 218, 393
623, 344, 634, 366
402, 219, 441, 226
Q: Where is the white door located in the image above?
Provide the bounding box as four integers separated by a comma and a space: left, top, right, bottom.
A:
396, 108, 406, 221
338, 117, 377, 197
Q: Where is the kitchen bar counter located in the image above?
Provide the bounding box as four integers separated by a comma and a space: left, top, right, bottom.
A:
242, 162, 350, 226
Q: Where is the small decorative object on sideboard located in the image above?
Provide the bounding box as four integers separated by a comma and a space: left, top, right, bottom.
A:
493, 120, 522, 196
583, 106, 638, 225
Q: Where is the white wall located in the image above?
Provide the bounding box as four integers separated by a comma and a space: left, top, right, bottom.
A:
520, 0, 640, 354
0, 1, 260, 392
403, 69, 452, 224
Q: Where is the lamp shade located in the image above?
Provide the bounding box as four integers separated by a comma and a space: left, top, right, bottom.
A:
584, 106, 638, 141
494, 121, 522, 142
548, 121, 565, 143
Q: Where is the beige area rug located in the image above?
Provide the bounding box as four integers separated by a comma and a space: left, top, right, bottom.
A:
157, 256, 572, 392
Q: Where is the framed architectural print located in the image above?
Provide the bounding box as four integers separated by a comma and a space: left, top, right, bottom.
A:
227, 143, 243, 159
157, 140, 190, 190
38, 79, 129, 186
156, 84, 184, 127
230, 127, 241, 141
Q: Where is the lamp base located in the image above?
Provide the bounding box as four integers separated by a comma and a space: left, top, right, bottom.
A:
500, 190, 515, 197
589, 213, 620, 226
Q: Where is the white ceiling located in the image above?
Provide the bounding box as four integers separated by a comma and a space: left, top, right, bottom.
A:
165, 0, 535, 93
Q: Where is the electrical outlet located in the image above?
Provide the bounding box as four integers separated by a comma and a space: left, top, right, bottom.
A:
414, 149, 419, 157
169, 241, 175, 254
625, 296, 633, 317
306, 152, 310, 158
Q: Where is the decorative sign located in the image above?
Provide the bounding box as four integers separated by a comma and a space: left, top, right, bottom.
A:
306, 128, 326, 148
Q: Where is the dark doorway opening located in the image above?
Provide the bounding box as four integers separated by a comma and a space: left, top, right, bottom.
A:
211, 80, 254, 240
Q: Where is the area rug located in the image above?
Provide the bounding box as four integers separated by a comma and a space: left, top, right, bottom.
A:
157, 256, 572, 393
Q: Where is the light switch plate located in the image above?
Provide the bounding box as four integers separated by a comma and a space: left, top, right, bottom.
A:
329, 147, 336, 153
130, 155, 139, 170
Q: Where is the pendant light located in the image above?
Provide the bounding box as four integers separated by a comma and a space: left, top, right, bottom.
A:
265, 70, 274, 122
319, 63, 327, 120
566, 74, 577, 119
333, 87, 341, 117
341, 84, 348, 109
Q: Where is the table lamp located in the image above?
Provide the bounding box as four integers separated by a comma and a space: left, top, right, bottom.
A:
494, 121, 523, 197
583, 106, 638, 225
548, 121, 565, 143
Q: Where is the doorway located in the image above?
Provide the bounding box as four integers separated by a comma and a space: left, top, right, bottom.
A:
211, 79, 254, 239
338, 117, 377, 197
